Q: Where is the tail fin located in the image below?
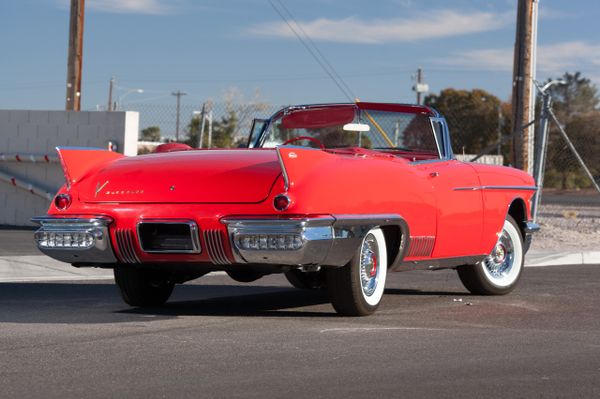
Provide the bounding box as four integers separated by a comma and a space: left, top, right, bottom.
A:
56, 147, 124, 189
276, 147, 332, 191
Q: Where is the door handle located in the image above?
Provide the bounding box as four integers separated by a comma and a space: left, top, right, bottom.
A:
429, 172, 439, 178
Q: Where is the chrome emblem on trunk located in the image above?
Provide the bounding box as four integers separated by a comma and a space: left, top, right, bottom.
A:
95, 181, 109, 197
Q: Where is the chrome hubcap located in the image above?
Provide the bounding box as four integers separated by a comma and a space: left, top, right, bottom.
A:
484, 230, 515, 278
359, 234, 379, 297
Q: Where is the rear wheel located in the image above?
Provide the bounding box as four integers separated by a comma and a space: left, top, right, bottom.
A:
114, 267, 174, 307
457, 215, 524, 295
327, 228, 387, 316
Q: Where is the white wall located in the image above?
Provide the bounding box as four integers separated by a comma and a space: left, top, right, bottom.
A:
0, 110, 139, 226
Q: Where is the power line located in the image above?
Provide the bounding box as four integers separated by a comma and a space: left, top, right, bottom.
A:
267, 0, 354, 102
274, 0, 356, 101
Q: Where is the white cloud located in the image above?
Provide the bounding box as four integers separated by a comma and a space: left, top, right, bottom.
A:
87, 0, 173, 15
249, 10, 513, 44
437, 41, 600, 75
539, 42, 600, 72
436, 48, 513, 71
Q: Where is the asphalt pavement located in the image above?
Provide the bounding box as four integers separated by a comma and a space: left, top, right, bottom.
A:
1, 228, 599, 398
1, 265, 599, 398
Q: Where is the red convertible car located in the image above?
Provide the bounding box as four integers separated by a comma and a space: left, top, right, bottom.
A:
33, 102, 539, 316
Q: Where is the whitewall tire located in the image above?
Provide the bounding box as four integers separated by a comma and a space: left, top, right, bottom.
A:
457, 215, 524, 295
327, 227, 387, 316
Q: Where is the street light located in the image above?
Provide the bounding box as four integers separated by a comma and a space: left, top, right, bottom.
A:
116, 88, 144, 110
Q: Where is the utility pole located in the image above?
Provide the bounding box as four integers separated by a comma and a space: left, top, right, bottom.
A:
172, 90, 187, 141
107, 77, 115, 111
412, 67, 429, 105
65, 0, 85, 111
511, 0, 539, 173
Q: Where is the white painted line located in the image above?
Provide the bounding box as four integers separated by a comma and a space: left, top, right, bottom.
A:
0, 275, 115, 283
0, 271, 228, 283
320, 327, 443, 333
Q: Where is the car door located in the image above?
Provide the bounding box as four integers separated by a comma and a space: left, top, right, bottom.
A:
415, 159, 483, 259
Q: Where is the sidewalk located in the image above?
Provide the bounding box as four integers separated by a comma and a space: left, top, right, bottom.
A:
0, 255, 114, 282
1, 251, 598, 283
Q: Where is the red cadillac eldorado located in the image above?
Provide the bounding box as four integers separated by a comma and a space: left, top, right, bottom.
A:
33, 102, 539, 316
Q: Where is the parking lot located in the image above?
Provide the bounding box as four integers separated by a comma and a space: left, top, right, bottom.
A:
1, 264, 599, 398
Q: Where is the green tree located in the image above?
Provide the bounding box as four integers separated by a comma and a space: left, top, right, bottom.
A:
185, 116, 201, 147
424, 89, 508, 156
545, 72, 599, 119
185, 109, 238, 148
211, 109, 238, 148
140, 126, 161, 142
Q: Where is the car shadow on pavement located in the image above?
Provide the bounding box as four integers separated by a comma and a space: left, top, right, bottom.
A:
120, 286, 336, 318
0, 282, 337, 322
0, 281, 469, 323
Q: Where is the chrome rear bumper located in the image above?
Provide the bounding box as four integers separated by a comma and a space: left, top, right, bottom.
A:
522, 221, 540, 253
223, 214, 405, 267
31, 216, 118, 264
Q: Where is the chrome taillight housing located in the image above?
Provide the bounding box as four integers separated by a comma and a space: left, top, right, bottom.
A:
234, 233, 303, 251
34, 231, 95, 249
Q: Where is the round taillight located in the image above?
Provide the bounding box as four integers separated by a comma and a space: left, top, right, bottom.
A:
273, 194, 291, 211
54, 194, 72, 210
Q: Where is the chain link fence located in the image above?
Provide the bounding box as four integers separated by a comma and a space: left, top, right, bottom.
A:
125, 100, 599, 201
126, 102, 282, 145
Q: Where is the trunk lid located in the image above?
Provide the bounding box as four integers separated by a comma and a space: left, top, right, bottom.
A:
78, 149, 281, 203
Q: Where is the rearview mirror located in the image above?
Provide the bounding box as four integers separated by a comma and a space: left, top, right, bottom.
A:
343, 123, 370, 132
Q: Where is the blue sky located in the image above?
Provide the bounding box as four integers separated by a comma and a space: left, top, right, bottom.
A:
2, 0, 600, 110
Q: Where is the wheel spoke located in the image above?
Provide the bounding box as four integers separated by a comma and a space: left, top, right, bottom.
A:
360, 234, 379, 297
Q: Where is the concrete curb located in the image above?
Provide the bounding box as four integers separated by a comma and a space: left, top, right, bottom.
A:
0, 256, 230, 283
525, 250, 600, 267
0, 252, 598, 283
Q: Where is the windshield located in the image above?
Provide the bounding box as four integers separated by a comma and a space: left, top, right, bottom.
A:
260, 106, 440, 157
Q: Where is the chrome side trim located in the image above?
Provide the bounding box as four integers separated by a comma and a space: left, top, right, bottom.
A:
204, 229, 231, 265
32, 216, 113, 225
406, 236, 435, 258
115, 228, 140, 263
275, 147, 290, 191
394, 255, 487, 272
31, 215, 118, 264
136, 219, 201, 254
453, 186, 538, 191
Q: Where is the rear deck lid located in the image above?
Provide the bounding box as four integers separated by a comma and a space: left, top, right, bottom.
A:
78, 149, 281, 203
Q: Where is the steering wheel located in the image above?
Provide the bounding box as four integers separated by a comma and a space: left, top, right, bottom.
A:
282, 136, 325, 149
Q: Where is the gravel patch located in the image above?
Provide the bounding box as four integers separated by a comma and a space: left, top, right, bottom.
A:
531, 204, 600, 251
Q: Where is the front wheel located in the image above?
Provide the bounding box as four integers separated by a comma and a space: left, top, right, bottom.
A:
327, 228, 387, 316
457, 215, 524, 295
114, 267, 174, 307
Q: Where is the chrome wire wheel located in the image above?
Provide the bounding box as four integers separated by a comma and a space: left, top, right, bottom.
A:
482, 219, 523, 288
359, 234, 381, 301
358, 229, 387, 306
